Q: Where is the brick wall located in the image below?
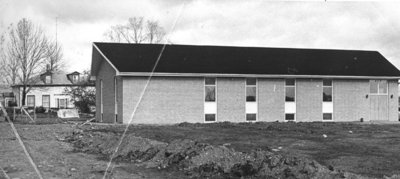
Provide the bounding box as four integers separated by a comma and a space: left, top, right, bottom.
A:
115, 76, 397, 124
217, 78, 246, 122
258, 79, 285, 122
95, 59, 117, 123
117, 76, 123, 123
296, 79, 323, 122
122, 76, 204, 124
333, 79, 370, 121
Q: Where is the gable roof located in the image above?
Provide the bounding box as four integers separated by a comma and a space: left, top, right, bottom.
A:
93, 42, 400, 78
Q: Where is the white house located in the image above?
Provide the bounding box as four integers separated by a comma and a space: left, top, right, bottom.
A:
12, 71, 92, 109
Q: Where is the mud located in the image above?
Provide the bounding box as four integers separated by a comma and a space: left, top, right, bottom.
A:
66, 128, 367, 179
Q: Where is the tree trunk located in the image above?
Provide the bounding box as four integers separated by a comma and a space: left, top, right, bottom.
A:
21, 86, 27, 106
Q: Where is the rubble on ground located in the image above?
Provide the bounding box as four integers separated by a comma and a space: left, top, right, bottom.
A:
66, 128, 366, 179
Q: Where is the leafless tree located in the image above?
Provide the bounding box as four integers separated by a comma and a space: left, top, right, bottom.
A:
0, 28, 19, 85
6, 18, 63, 105
104, 17, 166, 44
46, 39, 64, 72
0, 33, 6, 83
146, 20, 166, 44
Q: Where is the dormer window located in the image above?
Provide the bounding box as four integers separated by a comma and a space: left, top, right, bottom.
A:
67, 72, 81, 84
45, 75, 52, 84
72, 75, 79, 83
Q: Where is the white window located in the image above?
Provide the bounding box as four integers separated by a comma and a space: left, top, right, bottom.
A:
322, 79, 333, 121
27, 95, 35, 107
45, 75, 51, 84
58, 99, 67, 109
204, 78, 216, 122
42, 95, 50, 108
370, 80, 387, 94
246, 78, 257, 121
285, 79, 296, 121
72, 75, 80, 83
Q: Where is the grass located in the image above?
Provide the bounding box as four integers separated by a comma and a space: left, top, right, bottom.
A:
86, 121, 400, 178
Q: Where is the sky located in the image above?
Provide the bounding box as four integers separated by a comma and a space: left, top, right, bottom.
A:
0, 0, 400, 72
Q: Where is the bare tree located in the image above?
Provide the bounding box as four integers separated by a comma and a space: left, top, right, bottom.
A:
0, 33, 6, 83
104, 17, 166, 44
146, 20, 166, 44
0, 28, 19, 85
46, 39, 64, 72
6, 18, 62, 105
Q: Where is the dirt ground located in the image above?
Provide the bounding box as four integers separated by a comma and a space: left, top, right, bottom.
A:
1, 117, 400, 178
0, 117, 189, 179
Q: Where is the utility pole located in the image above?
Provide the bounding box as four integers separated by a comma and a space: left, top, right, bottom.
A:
56, 16, 58, 48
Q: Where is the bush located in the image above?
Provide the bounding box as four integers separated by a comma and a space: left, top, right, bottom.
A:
7, 101, 17, 107
35, 106, 46, 113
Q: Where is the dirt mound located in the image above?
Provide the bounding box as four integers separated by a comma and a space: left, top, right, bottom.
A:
66, 129, 365, 178
67, 129, 167, 161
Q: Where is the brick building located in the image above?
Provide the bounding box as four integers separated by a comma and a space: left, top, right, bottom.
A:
90, 43, 400, 124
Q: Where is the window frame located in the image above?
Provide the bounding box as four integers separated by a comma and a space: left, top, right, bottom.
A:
285, 79, 296, 102
45, 75, 52, 84
370, 80, 388, 95
323, 113, 333, 121
284, 79, 296, 121
322, 79, 333, 121
245, 78, 258, 122
205, 78, 216, 102
204, 77, 217, 123
58, 98, 67, 109
72, 75, 80, 83
246, 78, 257, 102
322, 79, 332, 102
285, 113, 296, 121
27, 95, 35, 107
42, 95, 50, 108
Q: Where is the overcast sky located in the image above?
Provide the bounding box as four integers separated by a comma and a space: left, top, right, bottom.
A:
1, 0, 400, 72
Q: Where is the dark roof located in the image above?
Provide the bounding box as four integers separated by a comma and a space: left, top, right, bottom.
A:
1, 92, 14, 97
94, 43, 400, 77
0, 84, 11, 94
12, 71, 94, 87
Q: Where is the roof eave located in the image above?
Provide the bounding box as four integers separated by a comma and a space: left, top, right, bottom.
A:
117, 72, 400, 80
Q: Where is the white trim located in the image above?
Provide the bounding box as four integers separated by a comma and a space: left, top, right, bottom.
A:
117, 72, 400, 80
100, 79, 103, 122
114, 77, 118, 123
204, 77, 217, 123
322, 79, 334, 121
284, 79, 296, 121
93, 43, 120, 75
245, 78, 258, 122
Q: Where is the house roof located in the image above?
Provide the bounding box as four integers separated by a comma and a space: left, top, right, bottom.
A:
12, 71, 94, 87
37, 71, 72, 85
0, 84, 11, 94
93, 43, 400, 78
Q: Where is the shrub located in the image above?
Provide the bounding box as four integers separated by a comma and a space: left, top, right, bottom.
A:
7, 101, 17, 107
35, 106, 46, 113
